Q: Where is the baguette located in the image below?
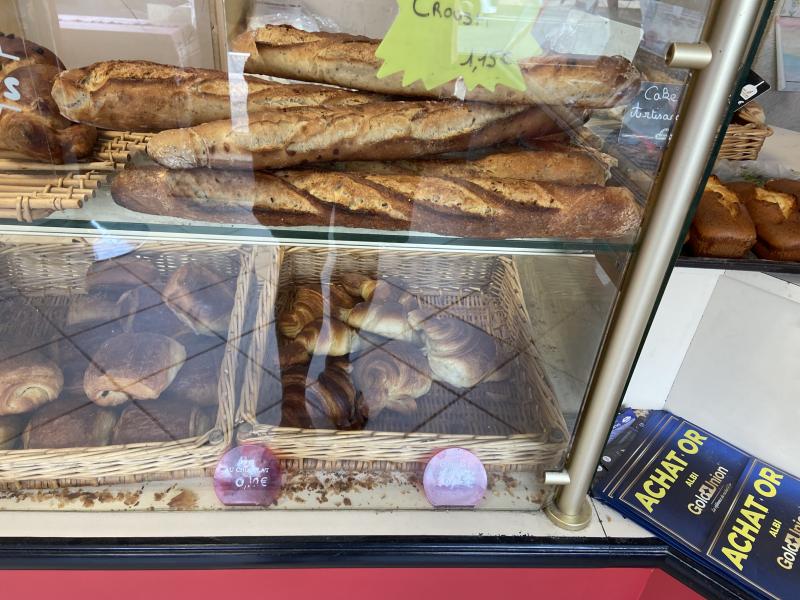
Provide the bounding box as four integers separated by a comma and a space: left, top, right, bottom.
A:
232, 25, 640, 107
111, 165, 640, 239
326, 147, 608, 185
52, 60, 383, 132
147, 101, 581, 170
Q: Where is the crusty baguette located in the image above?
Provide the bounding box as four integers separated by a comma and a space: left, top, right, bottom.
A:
326, 147, 608, 185
147, 101, 581, 170
232, 25, 641, 107
111, 164, 640, 239
52, 60, 383, 132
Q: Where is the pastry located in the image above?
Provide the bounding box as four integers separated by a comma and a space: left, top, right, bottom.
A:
232, 25, 640, 107
161, 344, 224, 407
280, 318, 358, 367
408, 309, 509, 388
688, 176, 756, 258
281, 360, 365, 430
51, 60, 382, 132
163, 263, 235, 337
0, 351, 63, 415
352, 341, 432, 417
277, 285, 356, 339
111, 400, 214, 445
64, 294, 121, 334
765, 179, 800, 199
85, 255, 160, 297
111, 164, 640, 239
116, 284, 188, 337
0, 414, 27, 450
337, 300, 417, 342
146, 100, 582, 170
729, 182, 800, 261
23, 394, 118, 449
83, 333, 186, 406
0, 35, 95, 162
327, 147, 609, 185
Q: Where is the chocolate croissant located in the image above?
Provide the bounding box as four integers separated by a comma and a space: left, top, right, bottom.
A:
352, 341, 432, 416
0, 351, 63, 415
23, 394, 118, 449
85, 256, 160, 298
111, 400, 214, 445
278, 284, 355, 339
116, 284, 189, 337
408, 310, 509, 389
0, 414, 27, 450
281, 360, 365, 430
84, 333, 186, 406
163, 263, 235, 337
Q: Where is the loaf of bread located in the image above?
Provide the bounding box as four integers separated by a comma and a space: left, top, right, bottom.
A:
52, 60, 382, 132
85, 255, 160, 297
84, 333, 186, 406
728, 181, 800, 261
23, 394, 118, 449
326, 147, 608, 185
232, 25, 640, 107
408, 309, 509, 388
281, 360, 365, 430
0, 351, 63, 415
163, 263, 235, 337
146, 101, 581, 170
278, 285, 356, 339
688, 176, 756, 258
111, 165, 641, 240
352, 341, 432, 417
111, 400, 214, 445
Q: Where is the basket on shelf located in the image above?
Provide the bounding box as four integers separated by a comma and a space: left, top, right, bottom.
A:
719, 122, 773, 161
236, 246, 569, 474
0, 240, 257, 489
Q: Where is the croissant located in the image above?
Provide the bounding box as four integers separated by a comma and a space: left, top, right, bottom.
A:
281, 360, 365, 430
352, 341, 432, 416
281, 317, 359, 367
0, 352, 63, 415
339, 274, 417, 309
340, 274, 378, 301
408, 310, 509, 389
278, 284, 356, 339
337, 300, 417, 342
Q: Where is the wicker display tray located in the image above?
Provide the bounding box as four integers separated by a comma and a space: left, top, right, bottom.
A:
0, 240, 257, 489
237, 246, 569, 473
0, 130, 150, 222
719, 122, 772, 161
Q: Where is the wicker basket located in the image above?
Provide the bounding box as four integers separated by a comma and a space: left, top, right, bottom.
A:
237, 246, 569, 473
0, 240, 257, 489
719, 123, 772, 161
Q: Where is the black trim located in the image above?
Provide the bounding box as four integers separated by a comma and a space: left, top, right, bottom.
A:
676, 254, 800, 276
0, 535, 755, 598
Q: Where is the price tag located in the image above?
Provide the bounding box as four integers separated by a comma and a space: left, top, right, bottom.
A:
423, 447, 487, 508
376, 0, 543, 92
213, 445, 281, 506
619, 81, 684, 148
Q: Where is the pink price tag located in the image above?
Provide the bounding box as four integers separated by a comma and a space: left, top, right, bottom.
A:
213, 445, 281, 506
423, 448, 487, 508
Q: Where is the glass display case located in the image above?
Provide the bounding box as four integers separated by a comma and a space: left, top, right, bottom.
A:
0, 0, 772, 549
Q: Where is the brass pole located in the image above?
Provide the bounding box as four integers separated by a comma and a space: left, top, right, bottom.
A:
546, 0, 768, 530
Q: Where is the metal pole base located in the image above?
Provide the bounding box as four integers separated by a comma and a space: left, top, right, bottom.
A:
545, 496, 593, 531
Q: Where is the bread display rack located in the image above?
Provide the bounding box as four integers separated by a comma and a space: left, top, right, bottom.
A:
0, 240, 256, 489
236, 246, 569, 473
0, 130, 149, 222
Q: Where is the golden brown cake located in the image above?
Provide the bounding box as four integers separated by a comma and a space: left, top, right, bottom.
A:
688, 177, 756, 258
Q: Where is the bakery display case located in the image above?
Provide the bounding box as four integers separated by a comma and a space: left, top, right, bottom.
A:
0, 0, 776, 560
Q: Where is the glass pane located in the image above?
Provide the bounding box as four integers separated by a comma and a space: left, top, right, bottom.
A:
0, 0, 716, 521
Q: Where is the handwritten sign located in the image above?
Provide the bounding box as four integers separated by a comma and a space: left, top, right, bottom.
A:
619, 81, 684, 147
376, 0, 543, 92
0, 43, 22, 114
213, 445, 281, 506
423, 447, 487, 508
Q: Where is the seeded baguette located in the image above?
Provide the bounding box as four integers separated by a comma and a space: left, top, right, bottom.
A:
111, 165, 640, 239
147, 101, 581, 170
325, 147, 608, 185
52, 60, 382, 132
232, 25, 641, 108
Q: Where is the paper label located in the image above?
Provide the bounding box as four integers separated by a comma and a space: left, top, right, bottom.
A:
375, 0, 543, 92
213, 445, 281, 506
423, 447, 487, 507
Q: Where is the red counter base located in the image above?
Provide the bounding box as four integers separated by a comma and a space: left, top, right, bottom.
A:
0, 568, 701, 600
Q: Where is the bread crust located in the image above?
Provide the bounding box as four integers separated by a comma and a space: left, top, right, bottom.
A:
146, 101, 577, 170
689, 177, 756, 258
52, 60, 382, 132
232, 25, 641, 107
111, 164, 641, 240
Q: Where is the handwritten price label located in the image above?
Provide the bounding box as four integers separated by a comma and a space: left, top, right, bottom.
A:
376, 0, 543, 92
